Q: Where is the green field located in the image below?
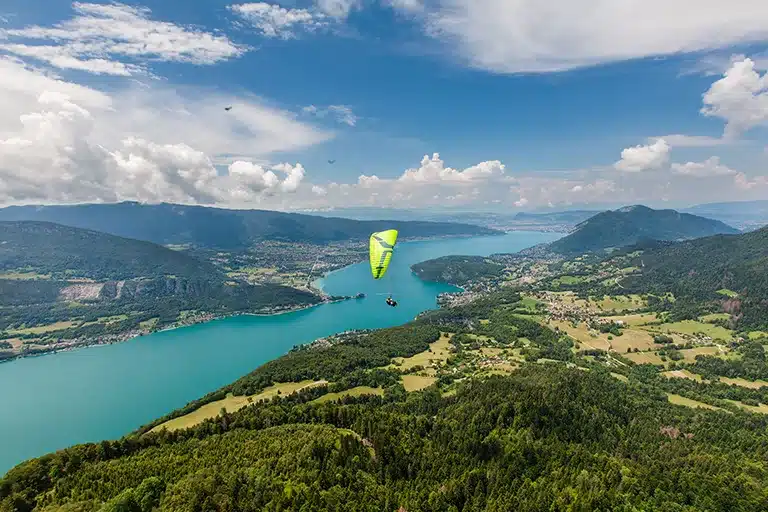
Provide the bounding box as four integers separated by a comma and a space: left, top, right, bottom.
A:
7, 321, 76, 335
609, 328, 659, 353
725, 400, 768, 415
81, 314, 130, 327
666, 393, 723, 411
0, 271, 51, 280
553, 275, 586, 286
518, 295, 540, 312
151, 380, 327, 433
313, 386, 384, 403
140, 318, 159, 329
647, 320, 734, 341
720, 377, 768, 390
391, 333, 452, 371
550, 320, 610, 351
602, 313, 657, 326
594, 295, 646, 311
699, 313, 730, 323
625, 351, 667, 366
676, 346, 725, 362
402, 374, 437, 392
716, 289, 739, 298
663, 369, 703, 382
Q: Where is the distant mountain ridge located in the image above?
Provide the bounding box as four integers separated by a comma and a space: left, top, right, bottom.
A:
0, 202, 500, 250
0, 221, 317, 310
0, 221, 222, 281
548, 205, 739, 254
682, 200, 768, 232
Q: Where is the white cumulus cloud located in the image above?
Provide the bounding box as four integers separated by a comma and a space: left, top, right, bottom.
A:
229, 3, 330, 39
671, 156, 737, 177
614, 139, 670, 172
0, 56, 330, 207
734, 172, 768, 190
424, 0, 768, 73
396, 153, 505, 183
0, 2, 246, 76
701, 57, 768, 138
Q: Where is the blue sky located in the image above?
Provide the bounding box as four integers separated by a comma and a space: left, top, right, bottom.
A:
0, 1, 767, 211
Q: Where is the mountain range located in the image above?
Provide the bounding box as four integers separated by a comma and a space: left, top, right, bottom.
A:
0, 202, 500, 250
681, 200, 768, 231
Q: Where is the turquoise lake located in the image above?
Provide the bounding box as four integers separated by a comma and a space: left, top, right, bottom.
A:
0, 231, 560, 475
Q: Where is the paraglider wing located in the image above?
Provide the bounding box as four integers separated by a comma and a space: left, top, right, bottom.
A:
369, 229, 398, 280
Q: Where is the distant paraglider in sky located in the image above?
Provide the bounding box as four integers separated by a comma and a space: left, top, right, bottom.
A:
328, 159, 336, 164
224, 106, 232, 111
369, 229, 399, 307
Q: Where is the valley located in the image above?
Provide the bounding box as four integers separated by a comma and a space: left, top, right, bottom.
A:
0, 209, 497, 362
2, 205, 767, 510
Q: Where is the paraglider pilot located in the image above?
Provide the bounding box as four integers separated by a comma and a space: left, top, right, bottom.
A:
370, 229, 399, 308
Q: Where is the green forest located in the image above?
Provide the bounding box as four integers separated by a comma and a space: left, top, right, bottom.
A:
621, 226, 768, 331
411, 256, 504, 287
3, 288, 768, 511
3, 367, 767, 511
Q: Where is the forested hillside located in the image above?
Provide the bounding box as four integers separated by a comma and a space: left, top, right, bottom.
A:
549, 205, 738, 254
2, 290, 767, 511
411, 256, 504, 287
622, 226, 768, 329
0, 222, 319, 359
0, 222, 222, 281
0, 202, 501, 250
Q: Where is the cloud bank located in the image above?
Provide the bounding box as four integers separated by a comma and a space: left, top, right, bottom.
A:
0, 56, 329, 207
1, 2, 245, 76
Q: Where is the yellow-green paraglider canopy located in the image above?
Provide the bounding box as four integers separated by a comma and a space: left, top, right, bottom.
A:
369, 229, 398, 280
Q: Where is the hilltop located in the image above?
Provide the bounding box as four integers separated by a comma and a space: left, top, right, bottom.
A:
548, 205, 738, 254
0, 202, 501, 250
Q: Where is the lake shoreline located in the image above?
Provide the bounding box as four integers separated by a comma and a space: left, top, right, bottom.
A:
0, 230, 561, 476
0, 295, 357, 365
0, 233, 525, 365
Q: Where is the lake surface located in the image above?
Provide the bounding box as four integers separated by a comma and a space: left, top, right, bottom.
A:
0, 231, 560, 475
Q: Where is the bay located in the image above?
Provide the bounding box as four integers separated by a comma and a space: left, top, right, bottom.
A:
0, 231, 559, 475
